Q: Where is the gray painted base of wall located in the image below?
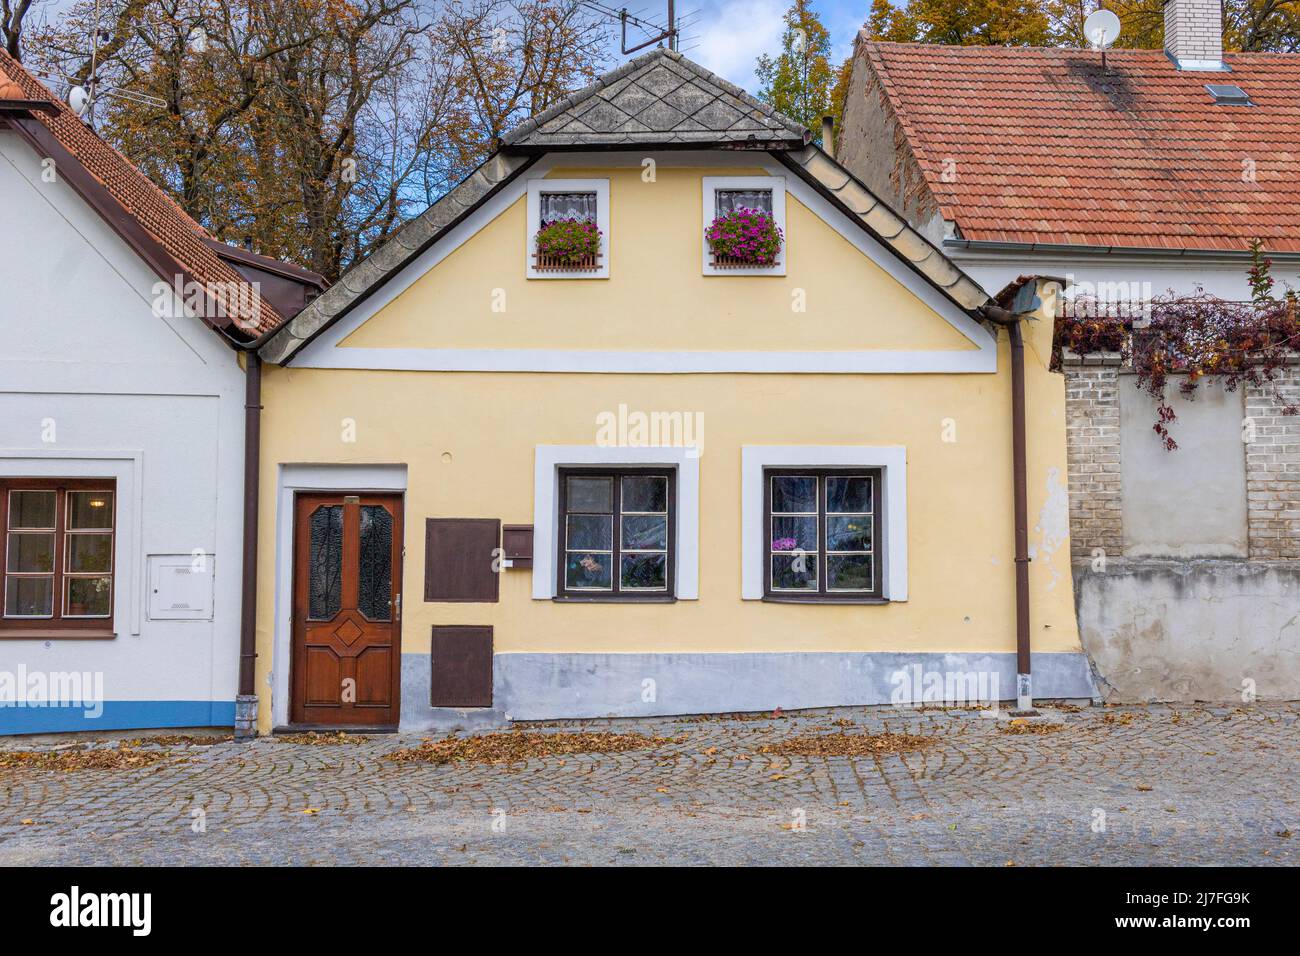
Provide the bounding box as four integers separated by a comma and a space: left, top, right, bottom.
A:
1075, 561, 1300, 703
400, 655, 510, 732
399, 650, 1098, 728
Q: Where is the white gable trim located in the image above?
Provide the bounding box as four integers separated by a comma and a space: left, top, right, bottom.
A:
291, 151, 995, 374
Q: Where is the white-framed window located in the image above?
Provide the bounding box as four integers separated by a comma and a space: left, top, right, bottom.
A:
702, 175, 787, 276
526, 178, 610, 279
532, 446, 699, 600
741, 446, 907, 601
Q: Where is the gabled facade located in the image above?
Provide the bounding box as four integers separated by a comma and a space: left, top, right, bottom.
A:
0, 54, 318, 733
249, 48, 1094, 733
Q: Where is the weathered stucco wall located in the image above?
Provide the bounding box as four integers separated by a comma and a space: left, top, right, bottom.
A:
0, 129, 248, 732
1075, 562, 1300, 702
1064, 354, 1300, 702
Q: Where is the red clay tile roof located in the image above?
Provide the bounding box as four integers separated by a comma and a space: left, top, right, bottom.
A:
0, 51, 282, 336
862, 40, 1300, 253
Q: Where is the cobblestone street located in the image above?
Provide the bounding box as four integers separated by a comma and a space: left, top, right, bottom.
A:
1, 703, 1296, 866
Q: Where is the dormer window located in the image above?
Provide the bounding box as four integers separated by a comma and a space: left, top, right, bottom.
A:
702, 176, 787, 276
527, 178, 610, 279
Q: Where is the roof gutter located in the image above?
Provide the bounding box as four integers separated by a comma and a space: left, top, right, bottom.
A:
946, 237, 1300, 263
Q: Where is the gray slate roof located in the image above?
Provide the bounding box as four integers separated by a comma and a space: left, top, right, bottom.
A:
503, 47, 809, 149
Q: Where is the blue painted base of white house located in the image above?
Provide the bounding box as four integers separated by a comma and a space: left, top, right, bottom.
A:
0, 701, 235, 735
398, 651, 1099, 731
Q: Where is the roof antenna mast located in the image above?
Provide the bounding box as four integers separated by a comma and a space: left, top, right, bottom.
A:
619, 1, 677, 54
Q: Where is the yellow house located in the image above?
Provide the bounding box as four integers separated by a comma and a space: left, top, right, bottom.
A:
248, 49, 1093, 733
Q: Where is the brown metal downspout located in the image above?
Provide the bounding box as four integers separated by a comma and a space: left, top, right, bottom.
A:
1008, 321, 1033, 711
235, 352, 262, 739
982, 305, 1034, 712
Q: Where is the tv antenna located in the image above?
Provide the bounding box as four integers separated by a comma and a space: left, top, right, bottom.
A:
58, 0, 174, 126
579, 1, 678, 55
1084, 8, 1121, 70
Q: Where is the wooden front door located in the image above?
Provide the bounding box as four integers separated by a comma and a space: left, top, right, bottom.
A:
291, 493, 402, 728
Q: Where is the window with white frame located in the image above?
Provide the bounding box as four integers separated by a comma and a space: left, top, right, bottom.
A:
702, 175, 787, 276
526, 178, 610, 279
741, 446, 907, 602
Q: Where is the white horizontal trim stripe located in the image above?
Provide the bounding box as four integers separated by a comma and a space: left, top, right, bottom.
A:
301, 346, 993, 374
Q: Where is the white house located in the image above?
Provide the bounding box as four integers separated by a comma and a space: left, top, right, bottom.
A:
0, 53, 322, 734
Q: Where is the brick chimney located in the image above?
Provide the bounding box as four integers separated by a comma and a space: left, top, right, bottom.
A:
1164, 0, 1226, 71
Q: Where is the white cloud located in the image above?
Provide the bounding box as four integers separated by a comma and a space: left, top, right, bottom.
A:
682, 0, 787, 92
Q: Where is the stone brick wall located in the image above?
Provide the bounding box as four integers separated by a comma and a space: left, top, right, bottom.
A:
1244, 367, 1300, 560
1063, 354, 1124, 561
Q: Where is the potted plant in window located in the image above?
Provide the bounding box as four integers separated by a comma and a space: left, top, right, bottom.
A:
706, 206, 783, 269
533, 217, 602, 272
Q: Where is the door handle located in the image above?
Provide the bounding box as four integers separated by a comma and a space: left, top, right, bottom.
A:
394, 593, 401, 622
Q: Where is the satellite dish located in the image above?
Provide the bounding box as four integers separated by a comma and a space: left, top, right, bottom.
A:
67, 85, 90, 117
1084, 9, 1121, 49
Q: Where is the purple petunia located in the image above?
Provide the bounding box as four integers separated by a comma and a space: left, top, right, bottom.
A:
706, 207, 782, 265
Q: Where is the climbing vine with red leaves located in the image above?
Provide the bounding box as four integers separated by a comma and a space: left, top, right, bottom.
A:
1054, 240, 1300, 450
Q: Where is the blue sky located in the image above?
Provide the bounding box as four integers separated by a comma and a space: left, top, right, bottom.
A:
618, 0, 866, 91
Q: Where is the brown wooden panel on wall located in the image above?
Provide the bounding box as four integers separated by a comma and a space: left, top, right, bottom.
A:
430, 625, 493, 707
502, 524, 534, 568
424, 518, 500, 602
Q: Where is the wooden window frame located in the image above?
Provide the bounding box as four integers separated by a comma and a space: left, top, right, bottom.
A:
0, 477, 117, 637
556, 467, 675, 602
762, 468, 883, 603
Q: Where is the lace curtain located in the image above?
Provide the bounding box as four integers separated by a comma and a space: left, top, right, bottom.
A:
540, 191, 597, 223
715, 188, 773, 216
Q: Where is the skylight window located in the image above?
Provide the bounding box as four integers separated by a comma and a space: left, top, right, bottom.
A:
1205, 84, 1251, 106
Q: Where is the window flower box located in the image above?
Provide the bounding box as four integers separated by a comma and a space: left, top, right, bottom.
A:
705, 206, 783, 270
531, 251, 603, 273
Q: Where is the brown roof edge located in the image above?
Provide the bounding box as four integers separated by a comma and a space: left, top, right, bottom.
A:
6, 115, 262, 347
202, 237, 328, 289
994, 274, 1071, 309
0, 99, 58, 115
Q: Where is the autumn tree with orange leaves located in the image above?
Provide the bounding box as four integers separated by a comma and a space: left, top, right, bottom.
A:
29, 0, 608, 279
